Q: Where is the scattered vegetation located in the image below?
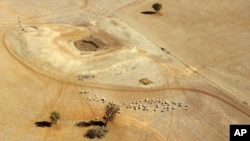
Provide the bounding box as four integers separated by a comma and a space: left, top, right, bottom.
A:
85, 126, 108, 139
40, 102, 121, 139
76, 102, 121, 139
50, 111, 61, 124
152, 3, 162, 12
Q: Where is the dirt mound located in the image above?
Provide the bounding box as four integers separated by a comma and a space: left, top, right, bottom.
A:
139, 78, 153, 85
4, 24, 165, 87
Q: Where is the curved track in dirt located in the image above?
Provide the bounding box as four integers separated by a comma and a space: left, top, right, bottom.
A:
2, 30, 249, 119
0, 0, 88, 25
1, 1, 249, 140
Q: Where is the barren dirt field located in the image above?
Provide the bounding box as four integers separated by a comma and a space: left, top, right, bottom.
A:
0, 0, 249, 141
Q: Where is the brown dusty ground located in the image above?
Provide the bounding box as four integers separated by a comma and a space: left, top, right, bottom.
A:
0, 0, 249, 141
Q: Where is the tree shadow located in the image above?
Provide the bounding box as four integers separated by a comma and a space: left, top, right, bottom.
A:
76, 120, 105, 127
141, 11, 156, 15
35, 121, 52, 127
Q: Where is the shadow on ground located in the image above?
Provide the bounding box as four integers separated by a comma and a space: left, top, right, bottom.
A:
35, 121, 52, 127
76, 120, 105, 127
141, 11, 156, 14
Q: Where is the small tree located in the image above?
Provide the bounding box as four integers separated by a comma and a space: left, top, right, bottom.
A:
103, 102, 120, 126
152, 3, 162, 12
50, 111, 61, 124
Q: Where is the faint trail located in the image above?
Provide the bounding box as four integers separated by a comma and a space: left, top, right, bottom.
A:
75, 85, 98, 118
74, 86, 87, 119
43, 129, 49, 141
14, 84, 65, 141
0, 1, 248, 140
0, 4, 29, 19
198, 51, 249, 69
117, 0, 146, 11
0, 79, 32, 133
2, 30, 250, 118
82, 0, 89, 8
121, 115, 167, 141
0, 0, 89, 25
119, 13, 250, 117
184, 90, 227, 140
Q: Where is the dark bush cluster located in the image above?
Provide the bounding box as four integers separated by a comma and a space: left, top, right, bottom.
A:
152, 3, 162, 12
85, 126, 108, 139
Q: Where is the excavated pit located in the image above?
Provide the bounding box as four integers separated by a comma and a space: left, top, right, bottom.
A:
74, 36, 109, 52
3, 24, 165, 87
75, 40, 99, 51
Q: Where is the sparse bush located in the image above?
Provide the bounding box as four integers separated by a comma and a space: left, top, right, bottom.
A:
152, 3, 162, 12
85, 126, 108, 139
50, 111, 61, 124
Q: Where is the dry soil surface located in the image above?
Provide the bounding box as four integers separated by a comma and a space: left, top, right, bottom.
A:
0, 0, 249, 141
